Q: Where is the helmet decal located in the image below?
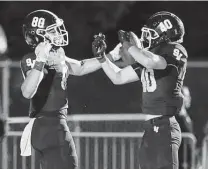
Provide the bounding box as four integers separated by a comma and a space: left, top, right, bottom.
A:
31, 17, 45, 28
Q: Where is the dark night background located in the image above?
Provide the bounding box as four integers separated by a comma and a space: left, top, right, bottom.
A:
1, 1, 208, 61
1, 1, 208, 146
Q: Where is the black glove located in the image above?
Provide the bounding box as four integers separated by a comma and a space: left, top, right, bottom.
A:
118, 30, 130, 44
92, 33, 107, 58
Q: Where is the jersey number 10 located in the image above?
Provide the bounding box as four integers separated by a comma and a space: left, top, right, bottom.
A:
141, 69, 157, 92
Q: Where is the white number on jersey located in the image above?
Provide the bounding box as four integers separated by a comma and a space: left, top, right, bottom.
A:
158, 19, 173, 32
173, 48, 183, 60
26, 58, 35, 68
31, 17, 45, 28
141, 68, 157, 92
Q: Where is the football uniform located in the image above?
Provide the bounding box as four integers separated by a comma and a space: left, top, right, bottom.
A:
20, 52, 78, 169
21, 52, 69, 118
133, 42, 188, 116
132, 42, 187, 169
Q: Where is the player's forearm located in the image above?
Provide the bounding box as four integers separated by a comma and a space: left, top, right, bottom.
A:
78, 58, 102, 76
21, 63, 44, 99
127, 46, 153, 68
128, 46, 167, 69
65, 57, 101, 76
101, 57, 123, 85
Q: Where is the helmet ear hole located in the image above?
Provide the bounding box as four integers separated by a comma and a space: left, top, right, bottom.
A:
24, 28, 44, 48
31, 30, 35, 35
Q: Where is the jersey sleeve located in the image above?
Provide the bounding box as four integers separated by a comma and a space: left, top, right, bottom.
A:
20, 53, 36, 78
161, 43, 188, 67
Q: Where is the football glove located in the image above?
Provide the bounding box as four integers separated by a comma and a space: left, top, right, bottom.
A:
35, 42, 52, 63
47, 47, 66, 74
92, 33, 107, 58
118, 30, 131, 44
129, 31, 143, 49
118, 30, 143, 49
47, 47, 65, 66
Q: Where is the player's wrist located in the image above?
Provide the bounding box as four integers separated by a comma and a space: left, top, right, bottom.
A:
97, 54, 106, 63
33, 61, 45, 71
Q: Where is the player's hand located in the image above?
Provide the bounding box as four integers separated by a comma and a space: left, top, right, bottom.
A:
35, 42, 52, 63
118, 30, 131, 44
92, 33, 107, 58
47, 47, 65, 65
118, 30, 143, 50
109, 43, 122, 61
118, 30, 134, 51
122, 41, 133, 51
129, 31, 143, 49
47, 47, 66, 73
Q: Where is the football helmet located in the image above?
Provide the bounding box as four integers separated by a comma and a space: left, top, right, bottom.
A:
140, 11, 185, 49
22, 9, 68, 48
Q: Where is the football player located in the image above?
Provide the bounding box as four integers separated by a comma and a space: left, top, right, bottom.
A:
20, 9, 112, 169
93, 11, 188, 169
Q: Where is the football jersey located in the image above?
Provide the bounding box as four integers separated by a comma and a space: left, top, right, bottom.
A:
132, 42, 188, 116
20, 52, 69, 118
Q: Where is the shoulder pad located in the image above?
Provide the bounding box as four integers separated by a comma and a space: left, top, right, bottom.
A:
168, 42, 188, 58
20, 52, 36, 77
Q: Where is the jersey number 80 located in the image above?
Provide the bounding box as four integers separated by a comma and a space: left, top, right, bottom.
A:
141, 68, 157, 92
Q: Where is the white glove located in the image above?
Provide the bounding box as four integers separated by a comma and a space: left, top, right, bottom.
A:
47, 47, 66, 66
129, 31, 143, 49
109, 43, 122, 61
35, 42, 52, 63
47, 47, 67, 74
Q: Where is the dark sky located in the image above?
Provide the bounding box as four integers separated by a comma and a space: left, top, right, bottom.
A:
0, 1, 208, 61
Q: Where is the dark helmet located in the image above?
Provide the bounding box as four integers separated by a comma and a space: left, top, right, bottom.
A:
22, 9, 68, 49
140, 11, 185, 49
